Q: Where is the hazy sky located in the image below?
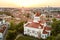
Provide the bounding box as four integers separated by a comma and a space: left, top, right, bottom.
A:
0, 0, 60, 8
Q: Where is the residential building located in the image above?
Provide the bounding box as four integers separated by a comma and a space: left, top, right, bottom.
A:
0, 19, 9, 40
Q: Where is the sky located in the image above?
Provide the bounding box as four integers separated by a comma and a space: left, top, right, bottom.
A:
0, 0, 60, 8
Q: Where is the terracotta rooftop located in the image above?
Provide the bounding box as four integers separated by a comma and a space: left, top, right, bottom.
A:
56, 14, 60, 18
44, 27, 51, 31
26, 21, 43, 29
39, 24, 43, 29
43, 30, 48, 34
28, 19, 33, 22
35, 12, 41, 16
27, 22, 39, 28
0, 26, 6, 33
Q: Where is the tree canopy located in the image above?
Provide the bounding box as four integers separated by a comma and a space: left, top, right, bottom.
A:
51, 19, 60, 36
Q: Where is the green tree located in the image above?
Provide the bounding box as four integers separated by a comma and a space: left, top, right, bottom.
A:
16, 21, 24, 34
6, 30, 17, 40
6, 20, 18, 40
46, 36, 55, 40
9, 20, 16, 30
16, 36, 38, 40
55, 34, 60, 40
51, 19, 60, 36
52, 18, 57, 22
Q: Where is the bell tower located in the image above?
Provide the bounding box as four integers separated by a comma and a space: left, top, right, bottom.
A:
33, 12, 41, 23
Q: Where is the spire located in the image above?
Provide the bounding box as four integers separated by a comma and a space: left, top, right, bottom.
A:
35, 12, 41, 16
33, 12, 41, 23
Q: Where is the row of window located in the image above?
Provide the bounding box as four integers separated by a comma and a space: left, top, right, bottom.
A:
24, 29, 38, 35
42, 34, 47, 38
41, 33, 50, 39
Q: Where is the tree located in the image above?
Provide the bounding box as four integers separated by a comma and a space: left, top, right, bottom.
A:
9, 20, 16, 30
6, 20, 18, 40
51, 19, 60, 36
16, 36, 38, 40
55, 34, 60, 40
6, 30, 17, 40
46, 36, 55, 40
16, 21, 24, 34
52, 18, 57, 22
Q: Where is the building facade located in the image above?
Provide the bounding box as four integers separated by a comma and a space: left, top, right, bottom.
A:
24, 12, 51, 39
0, 19, 9, 40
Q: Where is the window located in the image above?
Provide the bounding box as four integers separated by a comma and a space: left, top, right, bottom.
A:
27, 29, 30, 35
32, 30, 35, 33
35, 32, 37, 35
30, 32, 31, 33
42, 35, 44, 37
27, 29, 30, 32
0, 38, 2, 40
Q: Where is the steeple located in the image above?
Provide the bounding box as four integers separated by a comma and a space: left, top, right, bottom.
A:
35, 12, 41, 16
33, 12, 41, 23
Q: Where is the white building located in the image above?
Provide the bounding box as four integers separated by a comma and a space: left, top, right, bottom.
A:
24, 12, 51, 39
0, 33, 3, 40
0, 19, 9, 40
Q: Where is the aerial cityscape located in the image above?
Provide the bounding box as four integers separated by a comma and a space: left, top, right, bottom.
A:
0, 0, 60, 40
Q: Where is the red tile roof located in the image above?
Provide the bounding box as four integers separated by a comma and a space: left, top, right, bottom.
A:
43, 30, 48, 34
56, 14, 60, 18
2, 26, 6, 30
0, 29, 4, 33
28, 22, 39, 28
28, 19, 33, 22
26, 21, 43, 29
44, 27, 51, 31
38, 21, 41, 23
35, 12, 41, 16
39, 24, 43, 29
0, 26, 6, 33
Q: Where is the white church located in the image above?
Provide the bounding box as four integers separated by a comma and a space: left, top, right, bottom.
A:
24, 12, 51, 39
